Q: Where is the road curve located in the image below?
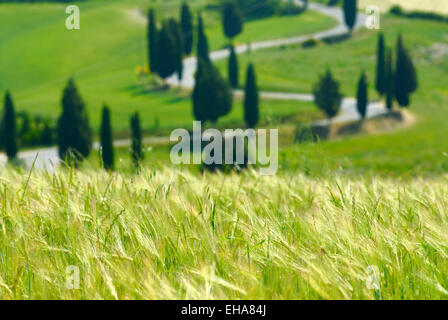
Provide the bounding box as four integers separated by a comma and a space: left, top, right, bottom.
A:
1, 1, 386, 170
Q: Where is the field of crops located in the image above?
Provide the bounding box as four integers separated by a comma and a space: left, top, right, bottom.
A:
1, 167, 448, 299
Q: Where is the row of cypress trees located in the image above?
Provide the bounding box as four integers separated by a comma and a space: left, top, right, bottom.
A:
148, 7, 190, 80
356, 33, 418, 119
375, 33, 418, 110
99, 106, 144, 171
313, 33, 417, 122
147, 1, 258, 127
59, 79, 144, 170
192, 8, 259, 128
1, 81, 144, 169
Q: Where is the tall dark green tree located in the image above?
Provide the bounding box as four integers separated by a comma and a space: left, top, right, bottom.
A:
157, 21, 177, 80
244, 64, 259, 128
100, 105, 114, 170
2, 91, 18, 161
303, 0, 309, 10
130, 112, 143, 168
169, 18, 184, 80
193, 60, 232, 123
148, 8, 159, 74
228, 44, 239, 88
385, 48, 394, 111
197, 13, 210, 63
180, 2, 194, 55
356, 71, 368, 119
395, 34, 418, 107
57, 78, 92, 162
375, 33, 386, 96
313, 69, 343, 121
343, 0, 357, 33
222, 1, 244, 40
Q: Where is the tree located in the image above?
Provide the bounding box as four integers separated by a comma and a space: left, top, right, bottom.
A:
100, 105, 114, 170
57, 78, 92, 162
385, 48, 394, 111
222, 1, 244, 40
148, 8, 159, 74
180, 2, 194, 55
303, 0, 309, 10
313, 69, 343, 121
197, 13, 210, 63
157, 21, 177, 80
375, 32, 386, 96
130, 112, 143, 168
228, 44, 239, 88
244, 64, 259, 128
2, 91, 18, 161
169, 18, 184, 81
395, 34, 418, 107
356, 71, 368, 119
193, 59, 232, 123
343, 0, 357, 33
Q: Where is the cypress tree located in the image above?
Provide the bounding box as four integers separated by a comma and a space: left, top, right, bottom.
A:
343, 0, 357, 33
148, 8, 159, 75
2, 91, 18, 161
222, 1, 244, 40
228, 44, 239, 88
100, 105, 114, 170
57, 78, 92, 162
395, 34, 418, 107
169, 18, 184, 81
375, 33, 386, 96
193, 60, 232, 123
180, 2, 194, 55
313, 69, 343, 121
244, 64, 259, 128
197, 13, 210, 63
157, 21, 177, 80
130, 112, 143, 168
356, 71, 368, 119
385, 48, 394, 111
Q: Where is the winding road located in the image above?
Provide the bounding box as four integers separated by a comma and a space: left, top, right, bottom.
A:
1, 1, 386, 170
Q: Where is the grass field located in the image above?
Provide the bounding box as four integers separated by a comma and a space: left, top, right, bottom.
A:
214, 14, 448, 177
1, 167, 448, 299
0, 0, 335, 132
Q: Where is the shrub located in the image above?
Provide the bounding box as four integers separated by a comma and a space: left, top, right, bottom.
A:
302, 38, 321, 48
389, 5, 404, 16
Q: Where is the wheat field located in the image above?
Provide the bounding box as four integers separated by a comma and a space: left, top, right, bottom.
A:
0, 167, 447, 299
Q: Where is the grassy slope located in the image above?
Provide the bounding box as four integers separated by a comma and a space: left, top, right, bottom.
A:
0, 0, 336, 132
1, 167, 448, 299
215, 15, 448, 176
